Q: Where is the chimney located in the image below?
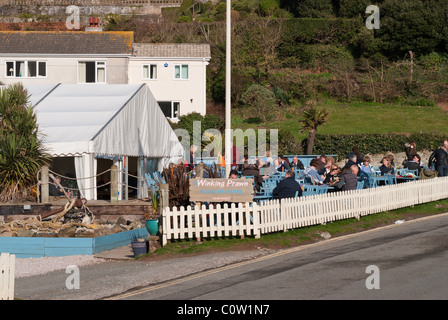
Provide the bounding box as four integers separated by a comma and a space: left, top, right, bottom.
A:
86, 17, 103, 32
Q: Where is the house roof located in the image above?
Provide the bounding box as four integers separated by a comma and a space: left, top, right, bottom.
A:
0, 31, 134, 55
132, 43, 211, 59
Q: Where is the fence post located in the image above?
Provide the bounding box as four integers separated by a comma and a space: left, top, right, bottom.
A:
0, 252, 15, 300
110, 165, 119, 203
159, 183, 169, 211
41, 165, 49, 203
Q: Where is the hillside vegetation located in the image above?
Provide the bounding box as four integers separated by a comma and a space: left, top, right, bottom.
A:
105, 0, 448, 155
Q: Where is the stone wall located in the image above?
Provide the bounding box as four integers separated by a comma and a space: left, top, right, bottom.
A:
0, 0, 182, 19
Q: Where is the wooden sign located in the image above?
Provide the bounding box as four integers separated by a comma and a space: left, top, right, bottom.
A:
189, 178, 254, 202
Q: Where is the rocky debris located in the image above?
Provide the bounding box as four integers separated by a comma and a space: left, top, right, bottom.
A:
0, 199, 144, 238
148, 235, 162, 253
0, 218, 144, 238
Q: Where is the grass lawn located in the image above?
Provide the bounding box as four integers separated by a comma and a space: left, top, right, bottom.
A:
140, 198, 448, 260
231, 101, 448, 141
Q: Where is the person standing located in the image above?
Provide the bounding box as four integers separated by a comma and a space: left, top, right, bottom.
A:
429, 141, 448, 177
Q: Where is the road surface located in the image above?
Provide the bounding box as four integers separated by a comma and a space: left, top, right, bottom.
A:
107, 213, 448, 301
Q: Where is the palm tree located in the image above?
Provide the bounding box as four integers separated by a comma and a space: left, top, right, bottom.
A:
299, 101, 329, 155
0, 83, 49, 202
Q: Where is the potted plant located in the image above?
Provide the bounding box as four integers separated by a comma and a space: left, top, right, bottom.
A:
145, 188, 159, 236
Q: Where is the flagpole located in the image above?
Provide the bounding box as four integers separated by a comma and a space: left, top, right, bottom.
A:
225, 0, 232, 178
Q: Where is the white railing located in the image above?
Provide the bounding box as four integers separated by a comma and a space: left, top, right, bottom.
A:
0, 253, 15, 300
162, 177, 448, 245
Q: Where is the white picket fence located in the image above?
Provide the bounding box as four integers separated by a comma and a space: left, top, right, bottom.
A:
162, 177, 448, 245
0, 253, 15, 300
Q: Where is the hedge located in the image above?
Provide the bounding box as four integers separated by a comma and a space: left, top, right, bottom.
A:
311, 133, 448, 160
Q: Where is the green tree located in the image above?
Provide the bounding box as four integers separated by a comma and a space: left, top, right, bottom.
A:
376, 0, 447, 59
299, 101, 330, 155
0, 83, 49, 202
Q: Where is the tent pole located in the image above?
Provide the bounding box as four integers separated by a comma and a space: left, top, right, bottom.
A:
224, 0, 231, 179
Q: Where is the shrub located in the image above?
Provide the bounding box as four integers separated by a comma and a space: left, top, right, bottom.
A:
0, 83, 50, 201
312, 133, 448, 159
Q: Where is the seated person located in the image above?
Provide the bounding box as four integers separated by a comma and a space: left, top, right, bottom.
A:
360, 156, 373, 174
334, 164, 359, 191
323, 164, 341, 185
272, 170, 302, 200
228, 169, 239, 179
257, 158, 273, 177
319, 156, 335, 176
344, 153, 358, 170
380, 156, 395, 175
403, 154, 422, 173
290, 156, 305, 170
49, 176, 65, 196
277, 155, 291, 172
241, 160, 264, 192
304, 158, 325, 184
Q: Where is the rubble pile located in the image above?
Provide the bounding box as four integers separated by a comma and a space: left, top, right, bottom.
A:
0, 199, 143, 238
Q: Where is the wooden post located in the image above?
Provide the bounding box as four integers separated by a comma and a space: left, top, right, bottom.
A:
0, 253, 15, 300
41, 165, 49, 203
110, 165, 118, 203
159, 183, 169, 211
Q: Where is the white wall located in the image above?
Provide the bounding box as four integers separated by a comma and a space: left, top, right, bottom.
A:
0, 56, 128, 85
128, 58, 208, 120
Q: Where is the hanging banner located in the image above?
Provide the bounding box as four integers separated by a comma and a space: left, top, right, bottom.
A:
189, 178, 254, 202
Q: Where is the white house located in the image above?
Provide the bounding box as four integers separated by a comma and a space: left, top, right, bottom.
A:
129, 43, 211, 121
0, 31, 211, 119
0, 31, 133, 85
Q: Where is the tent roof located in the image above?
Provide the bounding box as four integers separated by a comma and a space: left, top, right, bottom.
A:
25, 83, 183, 159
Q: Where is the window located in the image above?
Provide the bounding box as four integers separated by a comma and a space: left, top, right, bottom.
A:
158, 101, 180, 119
5, 61, 46, 78
174, 64, 189, 80
143, 64, 157, 80
78, 61, 106, 83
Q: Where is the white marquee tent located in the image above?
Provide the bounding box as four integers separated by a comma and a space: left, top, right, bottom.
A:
25, 83, 184, 200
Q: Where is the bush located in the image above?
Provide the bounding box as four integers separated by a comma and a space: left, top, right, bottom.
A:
240, 84, 278, 122
312, 133, 448, 159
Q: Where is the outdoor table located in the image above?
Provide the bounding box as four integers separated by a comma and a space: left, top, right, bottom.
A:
253, 194, 273, 204
396, 175, 418, 183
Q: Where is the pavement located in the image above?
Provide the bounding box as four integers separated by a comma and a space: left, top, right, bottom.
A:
94, 243, 136, 260
14, 242, 275, 300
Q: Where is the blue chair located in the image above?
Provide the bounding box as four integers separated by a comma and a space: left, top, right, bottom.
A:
145, 173, 158, 191
317, 185, 329, 194
302, 185, 318, 196
152, 172, 166, 184
384, 174, 397, 185
356, 180, 364, 189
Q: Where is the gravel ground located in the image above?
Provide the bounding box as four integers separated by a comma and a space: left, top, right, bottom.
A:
15, 255, 107, 278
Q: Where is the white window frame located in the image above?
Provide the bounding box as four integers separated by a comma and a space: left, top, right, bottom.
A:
158, 101, 181, 120
78, 60, 106, 84
142, 64, 158, 80
174, 64, 189, 80
5, 60, 47, 78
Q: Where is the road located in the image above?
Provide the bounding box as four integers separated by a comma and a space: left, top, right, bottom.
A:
107, 213, 448, 301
